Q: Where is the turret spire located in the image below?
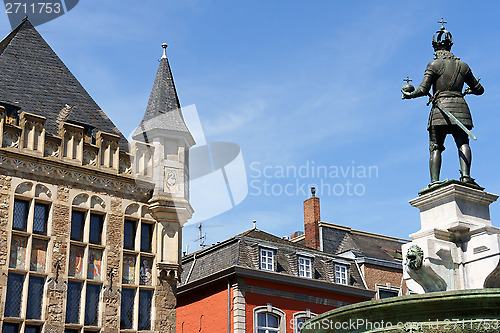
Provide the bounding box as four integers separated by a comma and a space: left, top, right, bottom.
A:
133, 43, 192, 143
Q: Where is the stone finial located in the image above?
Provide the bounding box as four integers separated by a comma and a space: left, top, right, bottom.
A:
162, 43, 168, 59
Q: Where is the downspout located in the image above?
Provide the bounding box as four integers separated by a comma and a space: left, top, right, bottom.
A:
227, 278, 231, 333
185, 252, 197, 284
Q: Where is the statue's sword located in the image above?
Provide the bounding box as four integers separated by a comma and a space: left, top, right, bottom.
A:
427, 92, 477, 140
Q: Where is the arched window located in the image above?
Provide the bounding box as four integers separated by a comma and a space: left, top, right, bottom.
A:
66, 193, 107, 327
4, 181, 54, 330
253, 305, 285, 333
120, 204, 156, 331
293, 311, 317, 333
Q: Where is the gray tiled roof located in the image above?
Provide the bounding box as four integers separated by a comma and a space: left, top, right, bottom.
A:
133, 52, 189, 140
321, 225, 406, 263
0, 19, 129, 151
180, 229, 365, 289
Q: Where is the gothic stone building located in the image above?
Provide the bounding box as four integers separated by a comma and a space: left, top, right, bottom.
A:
0, 19, 194, 333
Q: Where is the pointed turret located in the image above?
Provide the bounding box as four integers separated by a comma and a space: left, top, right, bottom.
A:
133, 44, 193, 145
130, 44, 194, 288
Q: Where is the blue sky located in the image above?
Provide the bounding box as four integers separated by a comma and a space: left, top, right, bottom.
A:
2, 1, 500, 253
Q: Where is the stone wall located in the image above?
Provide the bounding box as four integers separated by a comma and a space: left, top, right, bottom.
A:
0, 153, 179, 332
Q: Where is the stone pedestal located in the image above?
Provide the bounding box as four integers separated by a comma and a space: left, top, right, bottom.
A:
402, 181, 500, 293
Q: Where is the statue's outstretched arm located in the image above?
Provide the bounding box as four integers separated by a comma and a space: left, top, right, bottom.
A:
402, 74, 433, 99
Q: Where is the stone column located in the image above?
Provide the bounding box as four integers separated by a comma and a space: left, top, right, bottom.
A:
44, 186, 72, 333
101, 197, 123, 333
402, 181, 499, 293
233, 278, 246, 333
149, 195, 192, 333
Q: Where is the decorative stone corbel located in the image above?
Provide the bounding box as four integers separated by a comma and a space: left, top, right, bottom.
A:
158, 262, 183, 283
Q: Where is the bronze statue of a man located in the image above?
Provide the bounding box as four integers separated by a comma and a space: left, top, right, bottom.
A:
402, 20, 484, 188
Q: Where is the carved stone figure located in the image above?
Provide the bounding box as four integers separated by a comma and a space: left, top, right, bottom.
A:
402, 19, 484, 189
406, 245, 423, 270
405, 244, 447, 292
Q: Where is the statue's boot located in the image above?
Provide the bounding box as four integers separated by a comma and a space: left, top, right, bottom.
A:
458, 144, 481, 188
428, 150, 443, 188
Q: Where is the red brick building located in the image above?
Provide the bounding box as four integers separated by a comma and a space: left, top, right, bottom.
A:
176, 229, 374, 333
291, 189, 409, 299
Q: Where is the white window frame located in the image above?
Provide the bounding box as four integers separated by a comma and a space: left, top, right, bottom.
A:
335, 264, 348, 285
293, 311, 317, 333
376, 284, 400, 299
260, 248, 275, 271
253, 304, 286, 333
297, 256, 312, 278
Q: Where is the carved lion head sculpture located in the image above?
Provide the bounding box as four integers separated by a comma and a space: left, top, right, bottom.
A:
406, 245, 424, 270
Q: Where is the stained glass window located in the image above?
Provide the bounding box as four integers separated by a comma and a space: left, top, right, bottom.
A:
26, 276, 44, 319
71, 211, 85, 241
120, 288, 135, 329
87, 249, 102, 280
4, 273, 24, 317
66, 281, 82, 323
139, 256, 153, 286
124, 219, 136, 250
9, 235, 27, 269
2, 323, 19, 333
122, 254, 136, 284
140, 223, 153, 252
33, 203, 49, 234
84, 284, 101, 326
89, 214, 103, 244
13, 199, 29, 231
138, 289, 153, 330
69, 246, 85, 278
30, 239, 47, 272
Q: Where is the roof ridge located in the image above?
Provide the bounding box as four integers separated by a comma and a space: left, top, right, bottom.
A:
319, 221, 408, 242
0, 18, 28, 57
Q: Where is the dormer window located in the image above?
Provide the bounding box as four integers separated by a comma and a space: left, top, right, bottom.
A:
298, 255, 312, 278
1, 103, 20, 126
335, 264, 348, 285
260, 248, 274, 271
67, 120, 95, 144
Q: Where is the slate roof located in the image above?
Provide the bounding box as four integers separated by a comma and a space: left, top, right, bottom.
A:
132, 47, 190, 141
0, 19, 129, 151
180, 228, 366, 289
320, 224, 406, 263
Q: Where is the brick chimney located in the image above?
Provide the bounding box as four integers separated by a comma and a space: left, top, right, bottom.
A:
304, 187, 320, 250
